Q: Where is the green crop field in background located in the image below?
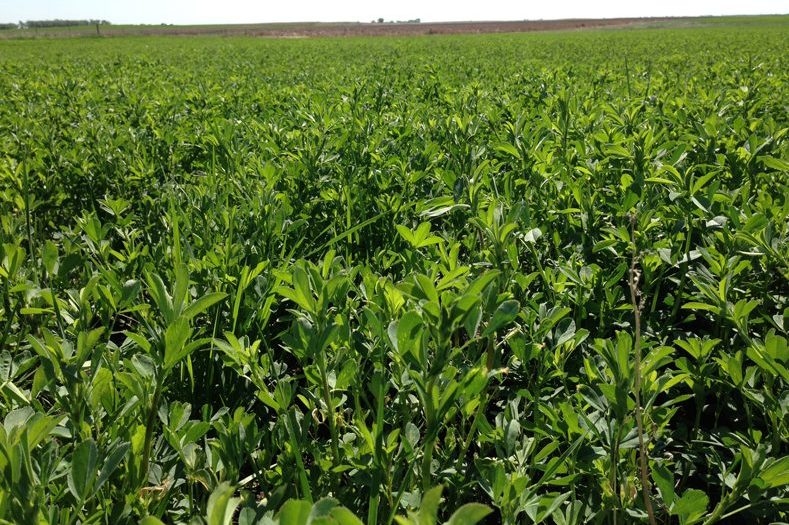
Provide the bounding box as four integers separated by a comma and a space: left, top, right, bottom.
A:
0, 19, 787, 525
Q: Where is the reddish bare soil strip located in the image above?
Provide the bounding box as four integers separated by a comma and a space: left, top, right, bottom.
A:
142, 18, 677, 37
2, 18, 682, 39
249, 18, 678, 37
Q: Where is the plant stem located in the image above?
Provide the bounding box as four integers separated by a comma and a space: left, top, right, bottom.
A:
318, 352, 340, 466
628, 217, 657, 525
22, 161, 37, 284
385, 461, 414, 525
367, 493, 380, 525
455, 337, 495, 472
702, 491, 739, 525
48, 275, 66, 339
421, 432, 436, 491
670, 214, 693, 323
140, 380, 162, 487
611, 422, 620, 525
285, 410, 313, 502
0, 280, 19, 351
369, 340, 387, 525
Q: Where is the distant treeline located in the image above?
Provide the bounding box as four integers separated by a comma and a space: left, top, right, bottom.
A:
372, 18, 421, 24
14, 19, 111, 29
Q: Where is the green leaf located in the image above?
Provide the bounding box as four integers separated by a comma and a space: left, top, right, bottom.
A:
463, 301, 483, 338
392, 311, 423, 358
126, 332, 152, 353
418, 486, 444, 525
309, 498, 341, 519
140, 517, 167, 525
759, 155, 789, 171
327, 506, 364, 525
672, 489, 709, 525
445, 503, 492, 525
278, 499, 312, 525
504, 419, 520, 454
396, 224, 415, 246
415, 274, 439, 303
651, 463, 675, 507
26, 414, 58, 449
68, 439, 98, 502
494, 142, 521, 159
172, 263, 190, 316
307, 498, 364, 524
279, 266, 315, 314
405, 421, 420, 449
604, 144, 631, 158
238, 508, 259, 525
682, 302, 720, 313
182, 292, 227, 320
306, 210, 390, 258
759, 456, 789, 488
206, 482, 241, 525
145, 272, 173, 323
96, 442, 130, 493
4, 406, 34, 435
42, 240, 59, 276
164, 317, 194, 370
592, 238, 618, 253
523, 228, 542, 244
466, 270, 501, 297
420, 204, 469, 218
483, 300, 519, 337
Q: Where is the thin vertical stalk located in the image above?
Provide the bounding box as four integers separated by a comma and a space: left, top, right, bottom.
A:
670, 213, 693, 323
0, 280, 19, 350
368, 337, 388, 525
140, 379, 162, 487
455, 336, 495, 472
21, 160, 36, 283
285, 409, 313, 502
421, 432, 436, 492
629, 216, 657, 525
625, 56, 632, 99
318, 352, 340, 466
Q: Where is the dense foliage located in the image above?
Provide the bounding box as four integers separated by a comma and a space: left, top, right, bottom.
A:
0, 20, 787, 525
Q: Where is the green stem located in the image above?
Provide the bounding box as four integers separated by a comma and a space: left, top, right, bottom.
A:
421, 432, 436, 491
0, 281, 19, 350
692, 383, 705, 441
367, 493, 380, 525
285, 410, 313, 502
385, 461, 414, 525
629, 219, 657, 525
527, 242, 555, 303
48, 275, 66, 339
611, 423, 620, 525
140, 380, 162, 487
702, 491, 740, 525
456, 337, 496, 472
670, 215, 693, 323
369, 341, 388, 525
22, 164, 37, 284
455, 390, 487, 473
318, 353, 340, 466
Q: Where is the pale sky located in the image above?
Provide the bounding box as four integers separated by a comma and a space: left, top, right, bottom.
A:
1, 0, 787, 25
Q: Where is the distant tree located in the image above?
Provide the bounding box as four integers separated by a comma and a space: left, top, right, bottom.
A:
377, 18, 384, 24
